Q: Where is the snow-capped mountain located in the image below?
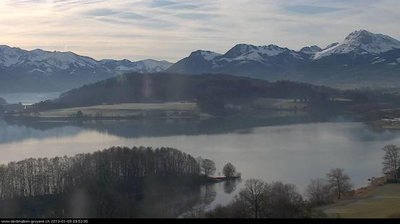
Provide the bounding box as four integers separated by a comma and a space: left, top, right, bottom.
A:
164, 50, 222, 74
195, 50, 222, 61
223, 44, 291, 59
314, 30, 400, 59
168, 44, 303, 77
0, 45, 172, 75
1, 29, 400, 92
167, 30, 400, 88
99, 59, 171, 74
0, 45, 172, 92
300, 46, 322, 55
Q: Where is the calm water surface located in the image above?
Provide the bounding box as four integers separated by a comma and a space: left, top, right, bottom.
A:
0, 118, 399, 212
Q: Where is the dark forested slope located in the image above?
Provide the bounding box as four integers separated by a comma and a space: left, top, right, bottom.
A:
51, 73, 338, 107
26, 73, 400, 117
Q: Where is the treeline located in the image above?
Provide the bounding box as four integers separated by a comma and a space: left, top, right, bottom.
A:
0, 146, 201, 200
187, 168, 354, 218
55, 73, 340, 107
28, 73, 400, 116
190, 144, 400, 219
30, 73, 340, 110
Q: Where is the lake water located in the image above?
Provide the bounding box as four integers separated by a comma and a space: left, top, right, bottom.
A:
0, 117, 399, 214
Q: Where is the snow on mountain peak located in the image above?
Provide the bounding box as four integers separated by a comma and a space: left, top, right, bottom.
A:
135, 59, 172, 72
190, 50, 222, 61
300, 45, 322, 54
222, 44, 290, 64
0, 45, 172, 74
0, 45, 26, 66
345, 29, 372, 41
323, 42, 339, 50
314, 30, 400, 59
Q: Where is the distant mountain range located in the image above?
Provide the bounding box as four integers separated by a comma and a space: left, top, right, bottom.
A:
1, 29, 400, 92
167, 30, 400, 89
0, 46, 172, 92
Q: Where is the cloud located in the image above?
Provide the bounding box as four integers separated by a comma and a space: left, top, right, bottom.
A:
283, 5, 342, 14
0, 0, 399, 62
148, 0, 177, 8
175, 12, 220, 20
84, 8, 117, 16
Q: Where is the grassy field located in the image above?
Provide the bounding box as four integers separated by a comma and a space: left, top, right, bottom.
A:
320, 184, 400, 218
32, 98, 309, 118
370, 120, 400, 130
36, 102, 201, 118
252, 98, 308, 110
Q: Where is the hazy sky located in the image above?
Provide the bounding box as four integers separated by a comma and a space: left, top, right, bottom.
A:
0, 0, 399, 62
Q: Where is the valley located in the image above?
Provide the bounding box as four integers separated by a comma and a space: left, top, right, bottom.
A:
1, 28, 400, 220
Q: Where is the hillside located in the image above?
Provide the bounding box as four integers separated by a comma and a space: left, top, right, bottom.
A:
21, 72, 400, 118
48, 73, 339, 108
321, 184, 400, 218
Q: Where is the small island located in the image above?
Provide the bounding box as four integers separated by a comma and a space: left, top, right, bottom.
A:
0, 146, 241, 218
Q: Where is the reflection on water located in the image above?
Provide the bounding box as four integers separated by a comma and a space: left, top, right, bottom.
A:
0, 177, 228, 218
1, 117, 400, 214
1, 114, 347, 144
223, 180, 238, 194
0, 120, 82, 144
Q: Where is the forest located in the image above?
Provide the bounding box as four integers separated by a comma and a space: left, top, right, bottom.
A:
0, 146, 202, 200
0, 146, 229, 218
25, 73, 400, 117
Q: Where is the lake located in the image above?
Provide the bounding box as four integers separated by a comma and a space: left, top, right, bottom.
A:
0, 117, 399, 214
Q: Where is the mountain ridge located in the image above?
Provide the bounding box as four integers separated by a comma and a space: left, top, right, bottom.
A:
1, 29, 400, 92
0, 45, 172, 74
166, 29, 400, 88
0, 45, 173, 92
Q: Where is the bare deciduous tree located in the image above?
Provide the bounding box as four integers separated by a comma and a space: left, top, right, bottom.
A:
222, 162, 236, 178
0, 147, 201, 200
306, 178, 332, 206
201, 159, 216, 177
267, 182, 304, 218
382, 144, 400, 179
326, 168, 352, 200
238, 179, 267, 218
212, 179, 305, 218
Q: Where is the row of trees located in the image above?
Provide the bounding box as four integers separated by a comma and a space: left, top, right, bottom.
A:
203, 179, 306, 218
199, 143, 400, 218
0, 146, 202, 200
305, 143, 400, 209
197, 158, 239, 178
191, 168, 353, 218
306, 168, 353, 206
